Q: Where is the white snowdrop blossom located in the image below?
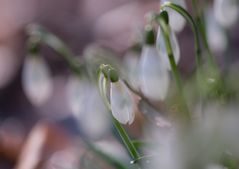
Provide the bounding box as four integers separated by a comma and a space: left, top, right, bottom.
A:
67, 77, 110, 138
214, 0, 239, 28
161, 0, 187, 32
139, 45, 170, 101
22, 56, 53, 106
110, 80, 135, 125
156, 27, 180, 70
206, 9, 228, 53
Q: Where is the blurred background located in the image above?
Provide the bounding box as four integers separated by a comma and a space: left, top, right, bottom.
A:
0, 0, 238, 168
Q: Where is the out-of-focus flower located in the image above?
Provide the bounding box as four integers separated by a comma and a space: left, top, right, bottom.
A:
143, 103, 239, 169
22, 55, 53, 106
139, 45, 170, 101
66, 77, 110, 139
94, 139, 129, 160
143, 123, 179, 169
110, 80, 135, 125
214, 0, 239, 28
123, 51, 141, 90
156, 27, 180, 70
161, 0, 187, 32
206, 9, 228, 53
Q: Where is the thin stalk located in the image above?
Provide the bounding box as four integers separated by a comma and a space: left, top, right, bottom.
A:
191, 0, 216, 67
113, 118, 140, 160
97, 71, 140, 161
157, 16, 191, 124
26, 25, 82, 75
161, 2, 203, 68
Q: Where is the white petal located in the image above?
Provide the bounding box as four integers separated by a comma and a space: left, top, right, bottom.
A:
214, 0, 239, 28
98, 73, 110, 107
139, 46, 170, 101
110, 81, 135, 125
156, 27, 180, 70
161, 0, 187, 32
22, 56, 53, 106
206, 9, 228, 53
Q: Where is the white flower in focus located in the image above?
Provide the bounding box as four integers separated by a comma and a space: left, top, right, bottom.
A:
110, 80, 135, 125
156, 27, 180, 70
67, 78, 110, 139
206, 9, 228, 53
139, 45, 170, 101
214, 0, 239, 28
22, 56, 53, 106
161, 0, 187, 32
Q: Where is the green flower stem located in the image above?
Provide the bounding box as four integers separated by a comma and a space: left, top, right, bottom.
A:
113, 118, 140, 160
26, 25, 82, 75
191, 0, 216, 67
98, 70, 140, 161
157, 15, 191, 124
160, 2, 202, 67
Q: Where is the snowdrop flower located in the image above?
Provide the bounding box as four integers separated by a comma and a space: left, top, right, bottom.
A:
139, 45, 170, 100
110, 80, 135, 125
206, 9, 228, 53
161, 0, 187, 32
67, 77, 110, 139
214, 0, 239, 28
156, 27, 180, 70
22, 55, 53, 106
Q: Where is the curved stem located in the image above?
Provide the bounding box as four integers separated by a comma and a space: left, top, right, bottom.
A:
157, 16, 191, 124
160, 2, 203, 67
26, 24, 82, 75
192, 1, 216, 67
